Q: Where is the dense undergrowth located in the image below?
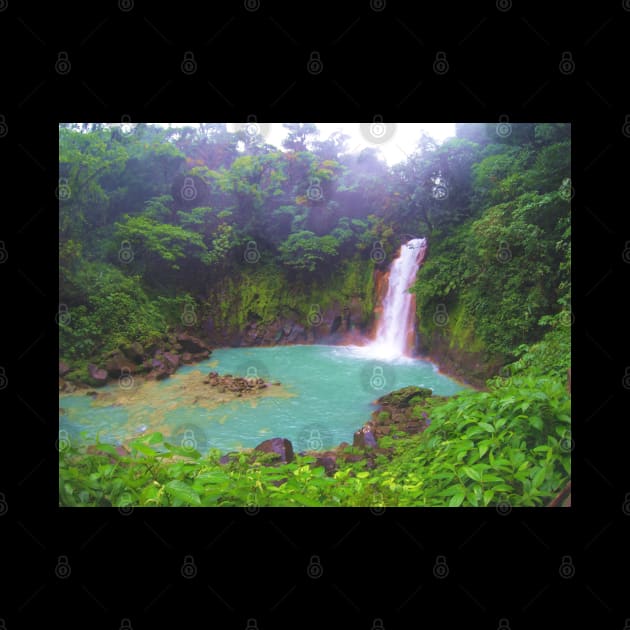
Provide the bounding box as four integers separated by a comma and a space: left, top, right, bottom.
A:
60, 331, 570, 508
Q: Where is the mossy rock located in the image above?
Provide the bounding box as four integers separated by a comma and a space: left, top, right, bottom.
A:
64, 361, 90, 384
378, 386, 433, 408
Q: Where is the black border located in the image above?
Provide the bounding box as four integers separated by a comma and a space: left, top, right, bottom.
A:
4, 2, 626, 627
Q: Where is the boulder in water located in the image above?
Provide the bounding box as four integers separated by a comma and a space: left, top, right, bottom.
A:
254, 437, 295, 463
377, 386, 432, 408
105, 352, 136, 378
176, 332, 212, 355
87, 363, 108, 387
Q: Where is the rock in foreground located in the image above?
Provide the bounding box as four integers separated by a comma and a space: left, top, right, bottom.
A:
254, 437, 295, 463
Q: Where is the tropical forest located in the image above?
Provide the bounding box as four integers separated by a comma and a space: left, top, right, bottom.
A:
58, 121, 571, 508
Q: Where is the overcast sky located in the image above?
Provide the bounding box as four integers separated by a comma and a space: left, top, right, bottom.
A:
160, 122, 456, 166
264, 122, 456, 165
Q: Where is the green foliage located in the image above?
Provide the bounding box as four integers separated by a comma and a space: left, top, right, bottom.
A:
507, 311, 571, 379
59, 263, 168, 359
114, 215, 213, 268
203, 255, 375, 333
383, 374, 571, 506
414, 124, 571, 364
59, 123, 571, 508
60, 372, 570, 507
278, 230, 340, 272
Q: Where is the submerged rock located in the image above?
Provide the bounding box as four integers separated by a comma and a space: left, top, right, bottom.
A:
254, 437, 295, 463
205, 372, 267, 394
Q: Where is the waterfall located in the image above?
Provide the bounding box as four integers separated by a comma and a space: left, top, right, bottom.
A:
366, 238, 427, 360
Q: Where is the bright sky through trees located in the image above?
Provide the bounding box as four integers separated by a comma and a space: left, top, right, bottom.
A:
266, 123, 456, 165
156, 122, 456, 165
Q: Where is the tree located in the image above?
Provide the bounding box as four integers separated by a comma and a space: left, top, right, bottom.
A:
282, 123, 319, 152
312, 130, 350, 161
278, 230, 340, 272
59, 126, 128, 241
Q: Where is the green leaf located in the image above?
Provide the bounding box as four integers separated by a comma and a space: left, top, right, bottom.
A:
478, 422, 495, 433
532, 467, 546, 489
165, 480, 201, 506
463, 466, 482, 482
129, 440, 158, 457
449, 493, 465, 507
163, 442, 201, 459
532, 445, 550, 453
146, 432, 164, 444
483, 474, 505, 483
356, 471, 370, 479
494, 417, 507, 429
529, 416, 543, 431
289, 494, 322, 507
438, 486, 466, 497
483, 489, 495, 505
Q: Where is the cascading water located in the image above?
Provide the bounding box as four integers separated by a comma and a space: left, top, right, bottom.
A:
364, 237, 427, 360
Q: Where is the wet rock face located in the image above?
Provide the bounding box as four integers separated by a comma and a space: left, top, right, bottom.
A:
175, 332, 213, 355
254, 438, 295, 463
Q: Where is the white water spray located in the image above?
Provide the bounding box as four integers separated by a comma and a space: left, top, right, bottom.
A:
348, 238, 427, 361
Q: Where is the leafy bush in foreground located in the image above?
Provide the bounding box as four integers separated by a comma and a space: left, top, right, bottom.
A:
60, 373, 570, 508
